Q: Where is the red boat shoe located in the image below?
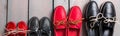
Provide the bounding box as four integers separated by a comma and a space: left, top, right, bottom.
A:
17, 21, 28, 36
53, 6, 67, 36
68, 6, 82, 36
5, 21, 16, 36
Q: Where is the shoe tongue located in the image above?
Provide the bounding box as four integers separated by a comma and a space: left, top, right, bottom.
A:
18, 32, 25, 36
69, 24, 80, 29
8, 34, 16, 36
55, 25, 66, 29
69, 22, 82, 29
30, 32, 38, 36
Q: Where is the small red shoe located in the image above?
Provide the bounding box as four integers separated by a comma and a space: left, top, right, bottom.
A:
53, 6, 67, 36
5, 21, 16, 36
17, 21, 28, 36
68, 6, 82, 36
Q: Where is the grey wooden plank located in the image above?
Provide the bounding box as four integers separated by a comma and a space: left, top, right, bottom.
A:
29, 0, 52, 19
54, 0, 69, 13
0, 0, 7, 34
70, 0, 89, 11
8, 0, 28, 23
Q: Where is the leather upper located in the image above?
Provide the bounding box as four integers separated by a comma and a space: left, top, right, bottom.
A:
101, 1, 116, 36
101, 1, 116, 30
85, 1, 100, 36
68, 6, 82, 29
53, 6, 67, 29
86, 1, 100, 29
28, 17, 39, 36
39, 17, 52, 36
29, 17, 39, 32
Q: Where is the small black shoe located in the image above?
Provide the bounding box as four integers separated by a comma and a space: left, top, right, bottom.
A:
39, 17, 53, 36
28, 17, 40, 36
101, 1, 116, 36
85, 1, 100, 36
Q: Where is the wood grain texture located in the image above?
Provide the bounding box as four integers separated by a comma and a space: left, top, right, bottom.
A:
29, 0, 52, 19
7, 0, 28, 23
0, 0, 6, 34
54, 0, 69, 13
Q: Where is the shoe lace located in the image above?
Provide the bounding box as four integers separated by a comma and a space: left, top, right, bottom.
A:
89, 13, 103, 28
53, 18, 67, 26
89, 13, 117, 28
68, 18, 83, 25
3, 28, 30, 36
103, 17, 116, 23
4, 28, 17, 36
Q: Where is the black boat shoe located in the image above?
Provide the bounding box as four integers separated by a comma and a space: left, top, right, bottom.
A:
39, 17, 53, 36
28, 17, 40, 36
100, 1, 116, 36
85, 1, 100, 36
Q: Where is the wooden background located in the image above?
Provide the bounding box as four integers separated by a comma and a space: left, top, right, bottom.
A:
0, 0, 120, 36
